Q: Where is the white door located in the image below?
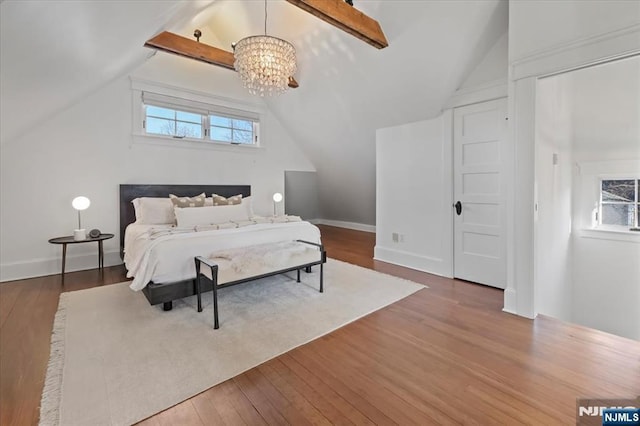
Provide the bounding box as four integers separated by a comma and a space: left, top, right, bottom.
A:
453, 98, 507, 288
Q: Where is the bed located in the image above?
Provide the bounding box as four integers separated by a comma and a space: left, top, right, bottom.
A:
119, 184, 322, 310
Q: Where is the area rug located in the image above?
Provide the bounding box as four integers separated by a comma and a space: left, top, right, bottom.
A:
40, 258, 425, 426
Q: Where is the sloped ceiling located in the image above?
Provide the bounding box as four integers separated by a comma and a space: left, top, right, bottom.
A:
0, 0, 214, 144
202, 0, 509, 225
1, 0, 507, 225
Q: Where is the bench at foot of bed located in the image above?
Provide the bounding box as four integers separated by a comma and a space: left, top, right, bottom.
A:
141, 264, 318, 311
195, 240, 326, 329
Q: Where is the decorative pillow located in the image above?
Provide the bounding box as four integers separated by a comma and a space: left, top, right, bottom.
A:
132, 197, 174, 224
169, 193, 206, 208
241, 196, 254, 218
175, 203, 251, 227
212, 194, 242, 206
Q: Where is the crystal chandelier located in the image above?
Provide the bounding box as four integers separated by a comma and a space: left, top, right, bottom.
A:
234, 0, 297, 96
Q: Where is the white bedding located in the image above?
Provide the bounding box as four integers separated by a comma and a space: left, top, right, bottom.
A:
124, 221, 321, 291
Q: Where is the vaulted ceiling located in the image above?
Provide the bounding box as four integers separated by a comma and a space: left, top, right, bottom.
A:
1, 0, 508, 225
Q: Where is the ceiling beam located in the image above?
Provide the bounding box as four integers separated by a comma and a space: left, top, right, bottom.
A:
144, 31, 299, 88
285, 0, 388, 49
144, 31, 236, 70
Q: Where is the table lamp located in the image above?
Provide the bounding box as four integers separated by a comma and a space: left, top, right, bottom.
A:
72, 196, 91, 240
272, 192, 283, 216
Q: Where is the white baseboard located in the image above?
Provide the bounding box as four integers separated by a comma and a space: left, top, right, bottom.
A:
374, 246, 453, 278
0, 250, 123, 282
502, 287, 520, 316
312, 219, 376, 233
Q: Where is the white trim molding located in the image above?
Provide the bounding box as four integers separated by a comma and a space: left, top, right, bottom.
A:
444, 78, 508, 109
502, 287, 519, 316
374, 246, 453, 278
0, 251, 122, 282
578, 229, 640, 243
506, 23, 640, 320
511, 24, 640, 81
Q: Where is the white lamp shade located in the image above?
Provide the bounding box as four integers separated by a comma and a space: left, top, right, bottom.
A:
272, 193, 283, 203
72, 196, 91, 211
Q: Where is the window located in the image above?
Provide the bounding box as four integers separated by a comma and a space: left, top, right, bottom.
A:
145, 105, 203, 138
210, 115, 255, 144
599, 178, 639, 229
137, 88, 260, 147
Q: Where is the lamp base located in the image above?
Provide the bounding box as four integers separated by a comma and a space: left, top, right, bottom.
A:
73, 229, 87, 241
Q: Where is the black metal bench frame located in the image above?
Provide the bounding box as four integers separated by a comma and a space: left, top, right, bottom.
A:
194, 240, 326, 329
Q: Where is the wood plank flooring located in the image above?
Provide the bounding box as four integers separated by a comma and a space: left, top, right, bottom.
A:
1, 225, 638, 425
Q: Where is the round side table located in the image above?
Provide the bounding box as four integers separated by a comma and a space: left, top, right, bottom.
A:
48, 233, 114, 285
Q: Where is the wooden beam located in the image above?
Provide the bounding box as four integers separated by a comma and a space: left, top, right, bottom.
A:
144, 31, 299, 88
285, 0, 388, 49
144, 31, 236, 70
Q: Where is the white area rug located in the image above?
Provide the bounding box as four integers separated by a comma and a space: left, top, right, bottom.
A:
40, 259, 425, 426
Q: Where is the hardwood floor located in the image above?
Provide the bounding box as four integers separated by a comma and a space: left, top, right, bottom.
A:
1, 225, 638, 425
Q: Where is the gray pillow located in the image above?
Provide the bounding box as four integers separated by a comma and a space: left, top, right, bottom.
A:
212, 194, 242, 206
169, 193, 206, 208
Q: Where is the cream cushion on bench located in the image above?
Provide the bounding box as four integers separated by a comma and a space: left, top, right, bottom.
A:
200, 241, 322, 285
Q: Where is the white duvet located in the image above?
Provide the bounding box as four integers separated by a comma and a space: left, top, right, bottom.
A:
124, 221, 321, 291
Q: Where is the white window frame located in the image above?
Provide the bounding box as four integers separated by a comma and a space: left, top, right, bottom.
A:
597, 176, 639, 230
130, 77, 264, 151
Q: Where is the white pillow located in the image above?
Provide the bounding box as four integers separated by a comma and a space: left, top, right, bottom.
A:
241, 196, 254, 218
175, 203, 251, 227
132, 197, 174, 224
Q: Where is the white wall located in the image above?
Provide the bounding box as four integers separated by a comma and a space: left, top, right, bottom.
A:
446, 31, 508, 110
572, 160, 640, 341
569, 57, 640, 340
573, 236, 640, 340
534, 75, 574, 321
504, 0, 640, 318
534, 56, 640, 340
460, 32, 508, 90
375, 113, 453, 277
509, 0, 640, 63
0, 54, 315, 281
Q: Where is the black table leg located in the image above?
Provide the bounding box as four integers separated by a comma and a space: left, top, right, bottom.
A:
61, 243, 67, 286
98, 240, 104, 270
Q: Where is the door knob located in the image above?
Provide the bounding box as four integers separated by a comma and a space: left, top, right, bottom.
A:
454, 201, 462, 215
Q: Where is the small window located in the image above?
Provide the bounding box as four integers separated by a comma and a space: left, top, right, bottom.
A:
599, 178, 639, 229
145, 105, 203, 139
210, 115, 256, 144
137, 88, 260, 147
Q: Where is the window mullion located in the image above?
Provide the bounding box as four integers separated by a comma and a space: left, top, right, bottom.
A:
636, 179, 639, 227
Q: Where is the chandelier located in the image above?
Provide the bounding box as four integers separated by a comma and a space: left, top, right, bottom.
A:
234, 0, 297, 96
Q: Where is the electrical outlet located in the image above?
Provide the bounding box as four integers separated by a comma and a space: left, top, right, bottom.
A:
399, 234, 405, 243
392, 232, 399, 242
